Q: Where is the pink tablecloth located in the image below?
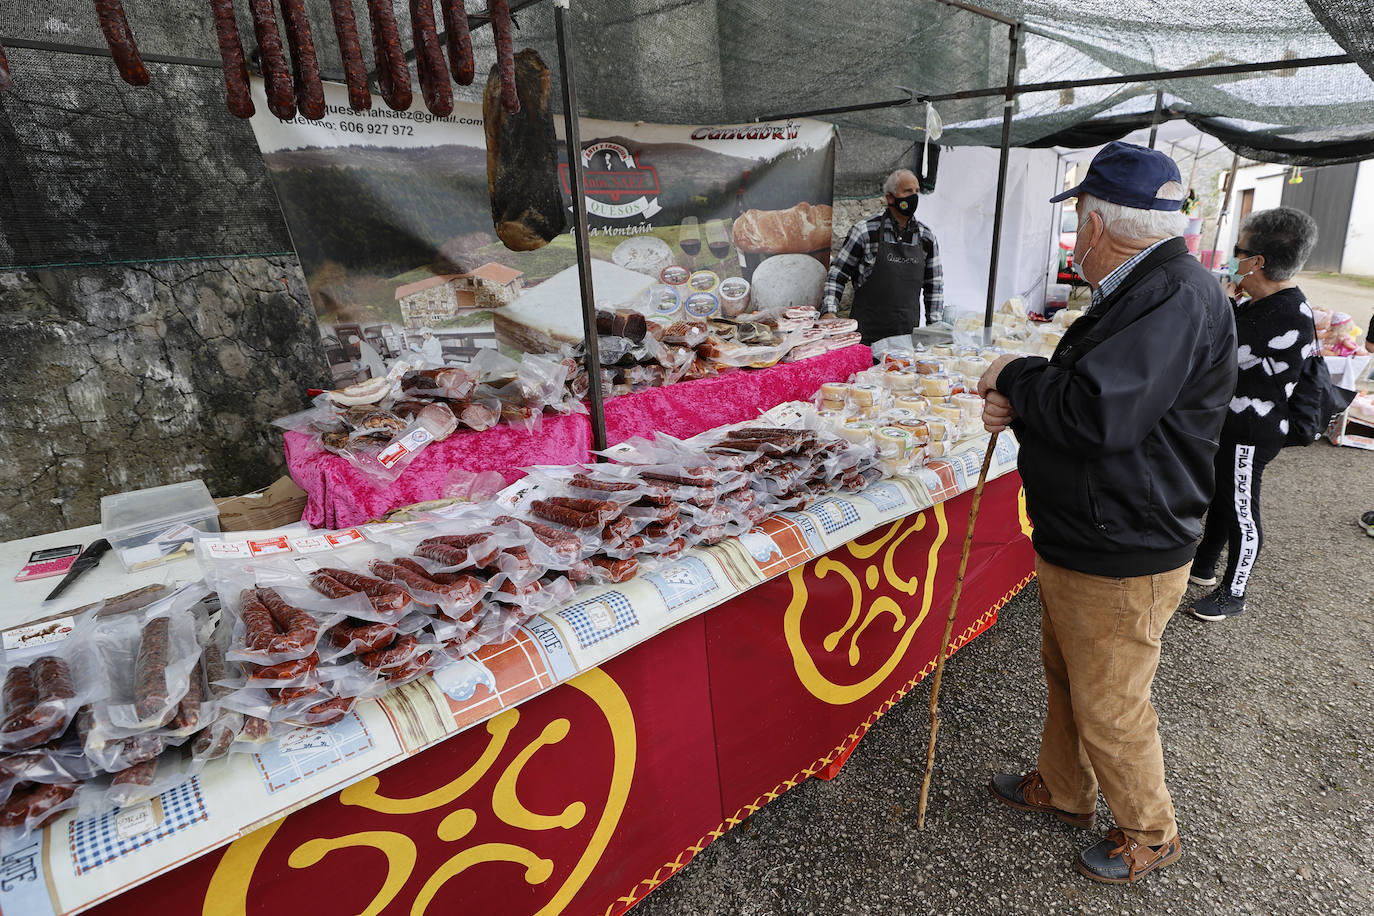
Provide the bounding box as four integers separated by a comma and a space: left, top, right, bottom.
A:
602, 344, 873, 443
285, 345, 873, 528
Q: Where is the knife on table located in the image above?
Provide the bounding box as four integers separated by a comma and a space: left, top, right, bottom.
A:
44, 539, 111, 602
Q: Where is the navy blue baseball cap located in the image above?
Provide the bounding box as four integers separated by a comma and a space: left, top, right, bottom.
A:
1050, 141, 1183, 211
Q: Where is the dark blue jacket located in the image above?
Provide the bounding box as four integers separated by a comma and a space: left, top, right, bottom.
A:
998, 238, 1238, 577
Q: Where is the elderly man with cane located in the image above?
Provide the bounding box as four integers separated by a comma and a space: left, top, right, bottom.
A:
975, 142, 1236, 883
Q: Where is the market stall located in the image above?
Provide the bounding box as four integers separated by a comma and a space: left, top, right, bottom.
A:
7, 0, 1368, 913
0, 423, 1030, 916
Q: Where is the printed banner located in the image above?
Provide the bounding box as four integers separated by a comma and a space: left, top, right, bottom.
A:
89, 480, 1032, 916
247, 79, 836, 388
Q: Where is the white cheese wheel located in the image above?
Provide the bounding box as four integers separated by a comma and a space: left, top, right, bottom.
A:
612, 236, 677, 278
749, 254, 827, 312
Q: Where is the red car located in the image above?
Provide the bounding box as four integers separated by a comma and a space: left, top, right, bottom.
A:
1057, 207, 1078, 283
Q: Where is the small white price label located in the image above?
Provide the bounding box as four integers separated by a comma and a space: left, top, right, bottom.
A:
292, 556, 323, 574
584, 601, 617, 631
289, 535, 334, 554
248, 537, 292, 556
2, 617, 77, 652
203, 540, 251, 560
377, 428, 432, 469
115, 801, 159, 840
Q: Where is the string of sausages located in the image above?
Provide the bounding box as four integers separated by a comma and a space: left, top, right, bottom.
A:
80, 0, 523, 119
328, 0, 372, 110
209, 0, 254, 118
280, 0, 326, 120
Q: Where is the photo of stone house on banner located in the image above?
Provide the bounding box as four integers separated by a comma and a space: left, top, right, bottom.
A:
395, 262, 526, 327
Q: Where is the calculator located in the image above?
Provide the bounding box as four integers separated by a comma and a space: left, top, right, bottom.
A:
16, 545, 83, 581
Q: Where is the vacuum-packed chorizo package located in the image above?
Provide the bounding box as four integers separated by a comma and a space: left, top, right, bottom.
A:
79, 743, 201, 816
88, 585, 205, 735
0, 781, 79, 839
0, 608, 101, 753
204, 566, 359, 663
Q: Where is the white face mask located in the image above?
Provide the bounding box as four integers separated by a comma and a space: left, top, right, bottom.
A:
1074, 243, 1094, 283
1074, 217, 1097, 284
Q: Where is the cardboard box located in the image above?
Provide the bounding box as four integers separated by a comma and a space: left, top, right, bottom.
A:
1327, 414, 1374, 451
215, 477, 309, 532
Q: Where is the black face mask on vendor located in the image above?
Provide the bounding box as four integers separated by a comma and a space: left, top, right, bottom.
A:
890, 192, 919, 216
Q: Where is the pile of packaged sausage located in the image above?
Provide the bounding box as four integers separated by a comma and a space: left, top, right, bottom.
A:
0, 416, 880, 838
281, 308, 865, 486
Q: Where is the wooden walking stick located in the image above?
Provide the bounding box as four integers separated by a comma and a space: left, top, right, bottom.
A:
917, 430, 1000, 830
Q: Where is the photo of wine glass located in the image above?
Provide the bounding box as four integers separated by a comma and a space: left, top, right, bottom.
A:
677, 216, 701, 270
706, 218, 739, 275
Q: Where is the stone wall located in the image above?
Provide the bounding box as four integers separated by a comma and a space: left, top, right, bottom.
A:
828, 196, 886, 317
0, 257, 327, 537
1, 17, 326, 539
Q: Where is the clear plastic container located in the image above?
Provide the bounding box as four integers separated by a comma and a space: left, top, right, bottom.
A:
101, 480, 221, 571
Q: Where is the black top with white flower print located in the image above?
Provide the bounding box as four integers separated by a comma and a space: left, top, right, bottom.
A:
1222, 286, 1317, 443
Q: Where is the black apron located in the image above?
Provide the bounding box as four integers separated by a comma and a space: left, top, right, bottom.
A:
851, 223, 927, 346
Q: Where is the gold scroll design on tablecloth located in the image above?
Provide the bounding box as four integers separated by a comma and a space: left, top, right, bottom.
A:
203, 667, 635, 916
1017, 485, 1033, 539
785, 502, 950, 705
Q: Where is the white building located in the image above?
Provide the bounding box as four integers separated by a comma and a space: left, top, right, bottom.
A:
1216, 160, 1374, 277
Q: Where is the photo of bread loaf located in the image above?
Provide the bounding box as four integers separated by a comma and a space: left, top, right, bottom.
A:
731, 202, 833, 254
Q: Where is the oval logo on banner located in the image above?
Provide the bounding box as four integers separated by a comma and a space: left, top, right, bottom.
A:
783, 503, 950, 705
203, 667, 635, 915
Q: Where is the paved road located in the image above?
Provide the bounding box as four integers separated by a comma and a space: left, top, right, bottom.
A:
1299, 273, 1374, 333
633, 440, 1374, 915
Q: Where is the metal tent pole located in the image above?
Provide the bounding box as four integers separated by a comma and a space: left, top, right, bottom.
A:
1186, 132, 1206, 187
1147, 90, 1165, 148
984, 22, 1021, 331
1209, 151, 1242, 270
553, 0, 607, 453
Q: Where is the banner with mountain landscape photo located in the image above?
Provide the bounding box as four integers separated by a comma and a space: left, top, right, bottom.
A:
247, 78, 836, 389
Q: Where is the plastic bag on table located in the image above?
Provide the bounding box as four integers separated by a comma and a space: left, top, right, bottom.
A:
364, 558, 487, 619
399, 365, 477, 401
0, 781, 80, 839
519, 353, 575, 413
660, 319, 709, 348
187, 626, 247, 763
583, 554, 640, 583
445, 396, 502, 432
318, 606, 433, 660
370, 510, 513, 572
486, 515, 594, 572
0, 720, 99, 808
77, 704, 166, 775
555, 465, 674, 507
0, 608, 102, 753
341, 407, 459, 484
525, 494, 627, 531
79, 744, 202, 816
302, 567, 418, 625
484, 573, 575, 620
90, 586, 206, 734
434, 468, 507, 507
212, 580, 359, 665
243, 649, 324, 690
270, 399, 351, 445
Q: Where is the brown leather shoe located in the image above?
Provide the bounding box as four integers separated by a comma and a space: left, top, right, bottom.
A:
988, 771, 1095, 829
1075, 828, 1183, 884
